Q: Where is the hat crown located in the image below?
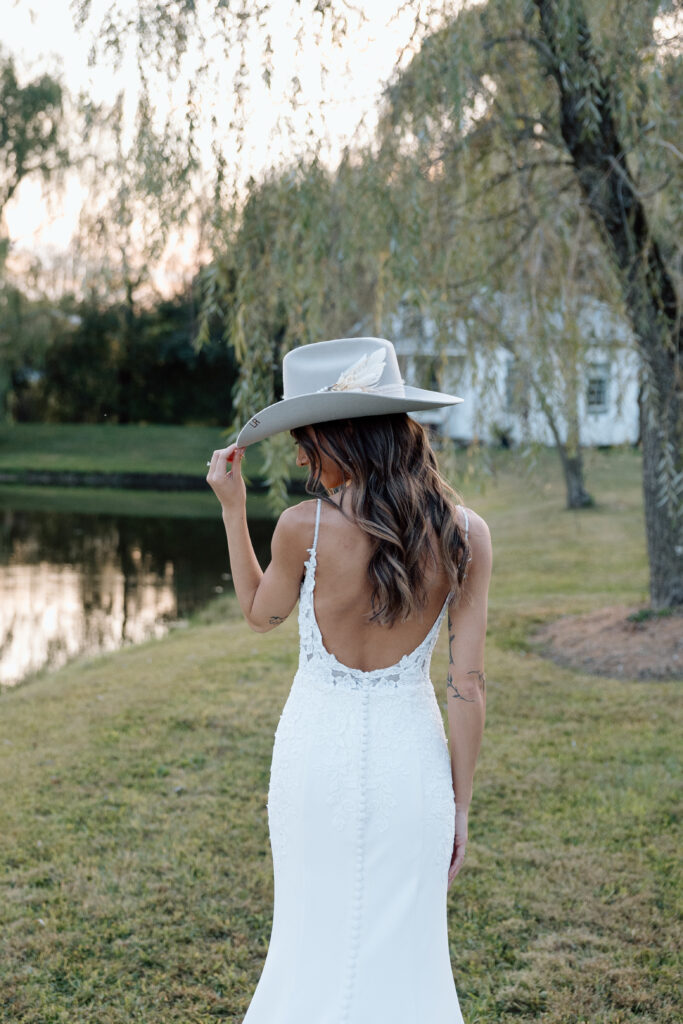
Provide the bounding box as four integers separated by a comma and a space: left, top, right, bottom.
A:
235, 335, 463, 447
282, 338, 402, 399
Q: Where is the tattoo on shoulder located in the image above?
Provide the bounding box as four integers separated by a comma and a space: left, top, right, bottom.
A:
269, 615, 286, 625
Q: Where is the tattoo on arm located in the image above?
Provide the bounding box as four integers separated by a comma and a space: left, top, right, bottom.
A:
447, 609, 486, 701
447, 673, 475, 702
268, 615, 286, 625
467, 669, 486, 695
447, 610, 471, 700
448, 610, 455, 665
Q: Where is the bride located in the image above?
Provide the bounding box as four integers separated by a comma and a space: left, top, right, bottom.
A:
207, 337, 491, 1024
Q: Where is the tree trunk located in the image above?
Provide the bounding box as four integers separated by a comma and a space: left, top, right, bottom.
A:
545, 413, 594, 510
562, 356, 593, 509
535, 0, 683, 607
117, 276, 137, 425
640, 363, 683, 607
561, 450, 593, 510
529, 368, 594, 510
0, 363, 11, 423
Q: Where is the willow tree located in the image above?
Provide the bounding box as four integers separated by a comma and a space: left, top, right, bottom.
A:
72, 89, 200, 420
529, 1, 681, 606
349, 0, 681, 603
0, 51, 68, 418
199, 152, 393, 508
371, 5, 637, 510
0, 52, 67, 247
65, 0, 681, 606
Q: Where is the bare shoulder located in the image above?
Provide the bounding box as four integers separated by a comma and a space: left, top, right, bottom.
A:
271, 499, 319, 552
459, 506, 491, 550
457, 506, 492, 585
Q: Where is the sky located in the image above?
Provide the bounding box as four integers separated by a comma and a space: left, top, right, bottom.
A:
3, 0, 454, 288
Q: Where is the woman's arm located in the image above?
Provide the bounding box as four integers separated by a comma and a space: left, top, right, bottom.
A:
446, 508, 492, 885
206, 444, 311, 632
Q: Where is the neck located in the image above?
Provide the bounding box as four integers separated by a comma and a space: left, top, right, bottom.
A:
327, 479, 350, 496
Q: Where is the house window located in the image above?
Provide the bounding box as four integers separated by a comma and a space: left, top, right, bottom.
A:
586, 363, 609, 414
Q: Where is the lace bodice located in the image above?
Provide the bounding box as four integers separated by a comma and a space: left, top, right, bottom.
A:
296, 498, 469, 691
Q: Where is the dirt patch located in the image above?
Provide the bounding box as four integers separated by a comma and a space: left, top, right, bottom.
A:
532, 605, 683, 680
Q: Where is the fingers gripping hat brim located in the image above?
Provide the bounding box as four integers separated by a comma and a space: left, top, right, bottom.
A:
236, 386, 464, 447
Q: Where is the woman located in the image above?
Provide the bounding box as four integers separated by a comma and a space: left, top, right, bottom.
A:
207, 337, 491, 1024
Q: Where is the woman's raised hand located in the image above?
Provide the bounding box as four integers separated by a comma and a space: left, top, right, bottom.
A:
206, 443, 247, 513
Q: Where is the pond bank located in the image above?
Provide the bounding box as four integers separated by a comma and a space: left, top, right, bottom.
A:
0, 468, 306, 493
0, 423, 309, 494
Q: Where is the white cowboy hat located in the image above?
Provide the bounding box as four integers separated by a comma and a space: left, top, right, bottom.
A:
235, 337, 463, 447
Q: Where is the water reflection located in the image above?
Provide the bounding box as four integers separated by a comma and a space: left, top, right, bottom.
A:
0, 506, 274, 687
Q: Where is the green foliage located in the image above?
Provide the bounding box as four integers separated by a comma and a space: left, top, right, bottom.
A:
6, 288, 239, 425
195, 0, 680, 576
61, 2, 682, 356
627, 606, 674, 623
197, 154, 395, 497
66, 85, 200, 327
0, 51, 68, 219
0, 50, 69, 418
0, 284, 61, 418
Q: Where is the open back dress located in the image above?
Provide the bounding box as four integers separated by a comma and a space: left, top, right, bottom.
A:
242, 498, 468, 1024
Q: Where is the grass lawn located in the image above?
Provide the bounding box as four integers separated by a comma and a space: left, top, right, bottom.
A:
0, 423, 294, 486
1, 446, 680, 1023
0, 423, 236, 476
0, 422, 305, 515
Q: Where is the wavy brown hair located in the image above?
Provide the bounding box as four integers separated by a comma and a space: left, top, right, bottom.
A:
291, 413, 470, 627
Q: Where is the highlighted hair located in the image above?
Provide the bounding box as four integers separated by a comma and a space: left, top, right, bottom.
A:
291, 413, 469, 626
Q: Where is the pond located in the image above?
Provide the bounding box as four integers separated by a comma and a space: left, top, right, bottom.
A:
0, 498, 275, 687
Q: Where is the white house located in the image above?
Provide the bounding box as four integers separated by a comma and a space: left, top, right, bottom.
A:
388, 298, 640, 447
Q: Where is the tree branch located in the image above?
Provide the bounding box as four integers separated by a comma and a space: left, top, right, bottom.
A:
482, 31, 558, 73
445, 217, 541, 295
533, 0, 681, 353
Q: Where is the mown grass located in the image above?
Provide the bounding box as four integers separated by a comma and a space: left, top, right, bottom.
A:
0, 423, 240, 476
0, 421, 297, 518
1, 446, 680, 1023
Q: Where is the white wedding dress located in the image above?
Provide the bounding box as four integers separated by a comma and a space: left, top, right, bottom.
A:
243, 499, 467, 1024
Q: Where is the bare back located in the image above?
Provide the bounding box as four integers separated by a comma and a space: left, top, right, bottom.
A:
308, 493, 463, 673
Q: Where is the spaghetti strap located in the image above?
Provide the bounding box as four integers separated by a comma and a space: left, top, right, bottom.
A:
461, 506, 472, 583
311, 497, 322, 555
462, 507, 469, 543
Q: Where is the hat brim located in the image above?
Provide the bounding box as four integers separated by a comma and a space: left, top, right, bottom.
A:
236, 386, 464, 447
